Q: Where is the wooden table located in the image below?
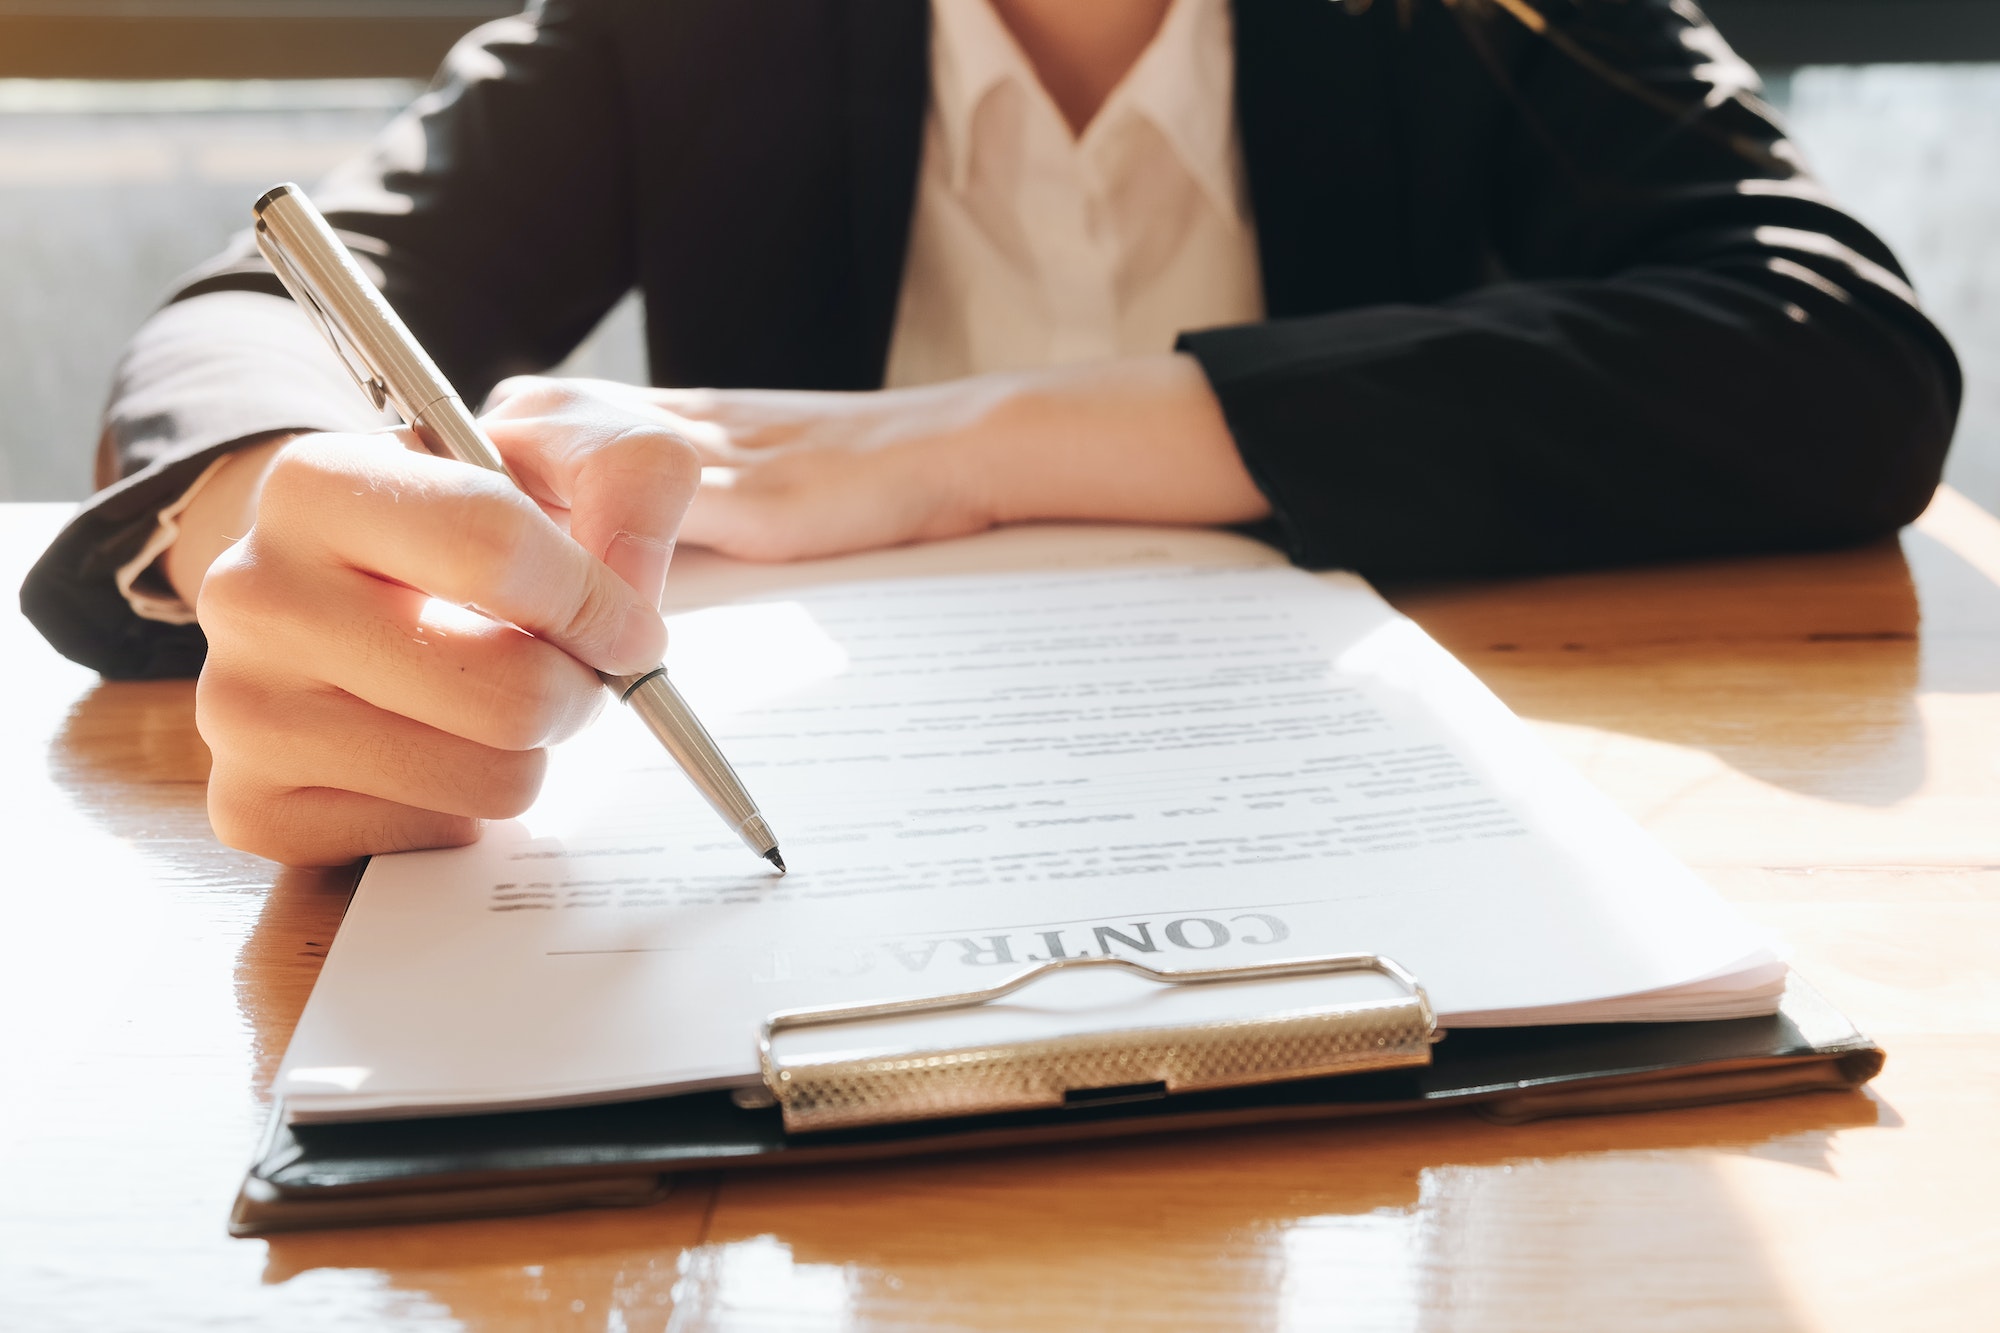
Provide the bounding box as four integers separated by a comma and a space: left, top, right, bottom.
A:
4, 495, 1997, 1331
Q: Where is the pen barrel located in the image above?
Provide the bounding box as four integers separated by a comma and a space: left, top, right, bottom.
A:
410, 395, 508, 475
616, 670, 777, 855
253, 185, 461, 431
255, 186, 509, 476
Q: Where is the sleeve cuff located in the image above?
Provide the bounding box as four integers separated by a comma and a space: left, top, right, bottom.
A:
111, 455, 232, 625
20, 290, 389, 678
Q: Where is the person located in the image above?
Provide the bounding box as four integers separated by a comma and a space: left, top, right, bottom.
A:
20, 0, 1960, 867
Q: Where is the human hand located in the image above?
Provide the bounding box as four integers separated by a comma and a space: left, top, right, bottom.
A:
519, 373, 1009, 563
520, 352, 1269, 564
191, 383, 699, 866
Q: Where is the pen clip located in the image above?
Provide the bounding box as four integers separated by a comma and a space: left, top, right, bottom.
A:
254, 219, 391, 413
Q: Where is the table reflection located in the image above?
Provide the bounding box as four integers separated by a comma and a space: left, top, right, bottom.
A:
1389, 535, 1927, 808
257, 1072, 1881, 1330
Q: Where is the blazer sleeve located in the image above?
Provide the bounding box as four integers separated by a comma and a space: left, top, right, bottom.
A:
1178, 0, 1962, 580
20, 0, 637, 678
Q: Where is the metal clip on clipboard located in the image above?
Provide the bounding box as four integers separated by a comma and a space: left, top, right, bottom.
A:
746, 953, 1440, 1134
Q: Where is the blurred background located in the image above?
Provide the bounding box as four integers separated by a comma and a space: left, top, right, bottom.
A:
1, 0, 1995, 517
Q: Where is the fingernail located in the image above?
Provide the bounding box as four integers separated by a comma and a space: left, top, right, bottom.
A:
607, 531, 675, 610
612, 603, 666, 674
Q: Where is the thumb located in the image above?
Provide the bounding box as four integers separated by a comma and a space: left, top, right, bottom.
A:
480, 381, 703, 609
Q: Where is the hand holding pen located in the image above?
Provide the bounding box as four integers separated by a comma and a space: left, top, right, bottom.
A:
185, 184, 782, 870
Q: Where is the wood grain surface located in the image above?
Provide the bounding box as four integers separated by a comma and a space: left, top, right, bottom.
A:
3, 495, 1996, 1331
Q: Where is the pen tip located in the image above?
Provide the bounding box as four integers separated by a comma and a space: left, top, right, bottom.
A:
763, 848, 787, 875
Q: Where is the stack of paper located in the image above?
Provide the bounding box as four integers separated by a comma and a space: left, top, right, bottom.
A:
277, 528, 1783, 1125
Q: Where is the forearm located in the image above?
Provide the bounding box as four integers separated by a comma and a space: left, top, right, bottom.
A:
972, 353, 1270, 529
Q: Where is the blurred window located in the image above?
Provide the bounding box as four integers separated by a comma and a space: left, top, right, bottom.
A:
0, 4, 1994, 511
0, 78, 420, 501
0, 3, 514, 81
1766, 65, 2000, 517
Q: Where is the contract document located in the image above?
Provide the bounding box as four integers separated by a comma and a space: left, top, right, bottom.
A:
277, 527, 1784, 1124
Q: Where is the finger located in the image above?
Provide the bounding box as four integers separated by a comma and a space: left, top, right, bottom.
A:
207, 767, 481, 867
480, 384, 704, 608
219, 561, 606, 750
200, 661, 549, 821
256, 433, 666, 675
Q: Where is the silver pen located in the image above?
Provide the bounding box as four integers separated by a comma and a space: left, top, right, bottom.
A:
252, 182, 784, 873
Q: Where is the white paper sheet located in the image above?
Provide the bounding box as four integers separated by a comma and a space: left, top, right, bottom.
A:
277, 527, 1781, 1123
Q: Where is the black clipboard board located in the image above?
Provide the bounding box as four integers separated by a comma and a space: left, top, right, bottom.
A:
231, 965, 1880, 1235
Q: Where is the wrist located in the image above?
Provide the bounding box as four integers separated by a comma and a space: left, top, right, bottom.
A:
162, 432, 301, 605
970, 354, 1270, 529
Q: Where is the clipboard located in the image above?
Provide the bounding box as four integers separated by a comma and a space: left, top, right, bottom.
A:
229, 958, 1883, 1235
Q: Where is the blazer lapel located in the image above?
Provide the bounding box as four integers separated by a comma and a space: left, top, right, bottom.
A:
1233, 0, 1411, 316
841, 0, 930, 387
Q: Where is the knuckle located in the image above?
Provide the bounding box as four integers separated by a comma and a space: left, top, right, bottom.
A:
556, 572, 634, 651
195, 573, 329, 707
193, 660, 269, 751
191, 542, 254, 623
255, 432, 341, 516
193, 538, 293, 634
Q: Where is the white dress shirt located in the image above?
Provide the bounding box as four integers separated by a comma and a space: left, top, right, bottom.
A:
122, 0, 1264, 623
884, 0, 1263, 386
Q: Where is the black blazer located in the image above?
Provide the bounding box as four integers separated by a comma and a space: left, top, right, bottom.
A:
21, 0, 1961, 679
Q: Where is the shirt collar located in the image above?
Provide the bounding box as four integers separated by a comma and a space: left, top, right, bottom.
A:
928, 0, 1246, 231
1102, 0, 1245, 230
928, 0, 1025, 194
